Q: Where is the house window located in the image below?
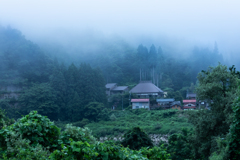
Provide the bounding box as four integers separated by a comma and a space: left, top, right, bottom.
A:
188, 104, 191, 107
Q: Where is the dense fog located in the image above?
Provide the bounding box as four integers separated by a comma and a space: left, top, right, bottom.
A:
0, 0, 240, 61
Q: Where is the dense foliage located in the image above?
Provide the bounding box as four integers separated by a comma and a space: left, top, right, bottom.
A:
0, 111, 60, 153
167, 128, 193, 160
229, 82, 240, 159
188, 64, 239, 159
0, 111, 170, 160
85, 109, 192, 137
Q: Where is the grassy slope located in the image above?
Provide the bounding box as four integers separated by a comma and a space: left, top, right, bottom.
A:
85, 109, 193, 138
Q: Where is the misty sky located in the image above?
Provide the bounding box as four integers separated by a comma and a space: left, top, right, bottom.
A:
0, 0, 240, 59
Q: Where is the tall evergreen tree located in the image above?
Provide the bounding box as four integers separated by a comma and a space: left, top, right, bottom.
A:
149, 44, 157, 68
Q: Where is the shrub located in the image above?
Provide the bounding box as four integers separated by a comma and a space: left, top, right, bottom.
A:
121, 127, 153, 150
50, 139, 170, 160
154, 123, 162, 130
0, 111, 60, 151
110, 113, 117, 121
167, 128, 193, 159
1, 132, 50, 159
60, 124, 96, 145
140, 145, 170, 160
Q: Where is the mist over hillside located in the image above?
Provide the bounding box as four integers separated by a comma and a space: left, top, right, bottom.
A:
1, 1, 240, 159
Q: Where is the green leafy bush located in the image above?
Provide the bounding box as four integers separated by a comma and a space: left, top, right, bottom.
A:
0, 108, 14, 129
60, 124, 96, 145
140, 145, 170, 160
110, 113, 117, 121
2, 132, 50, 160
50, 139, 170, 160
0, 111, 60, 151
0, 110, 171, 159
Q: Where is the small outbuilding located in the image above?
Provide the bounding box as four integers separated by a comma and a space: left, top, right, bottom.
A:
171, 101, 182, 110
105, 83, 128, 96
156, 98, 175, 109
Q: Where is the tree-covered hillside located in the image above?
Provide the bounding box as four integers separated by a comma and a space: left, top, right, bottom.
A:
0, 26, 106, 120
40, 30, 225, 98
0, 26, 54, 86
0, 26, 226, 120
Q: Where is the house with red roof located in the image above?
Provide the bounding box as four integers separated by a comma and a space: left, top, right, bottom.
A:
131, 99, 149, 109
183, 99, 197, 110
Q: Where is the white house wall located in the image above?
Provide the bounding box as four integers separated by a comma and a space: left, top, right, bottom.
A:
132, 102, 149, 109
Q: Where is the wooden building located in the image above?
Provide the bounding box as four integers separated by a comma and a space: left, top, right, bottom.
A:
105, 83, 128, 96
171, 101, 182, 110
156, 98, 175, 109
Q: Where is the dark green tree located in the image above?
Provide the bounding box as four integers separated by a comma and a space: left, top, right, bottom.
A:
19, 83, 59, 120
167, 128, 193, 160
189, 64, 239, 159
149, 44, 157, 68
229, 83, 240, 159
50, 69, 67, 120
121, 127, 153, 150
84, 102, 105, 121
67, 91, 83, 122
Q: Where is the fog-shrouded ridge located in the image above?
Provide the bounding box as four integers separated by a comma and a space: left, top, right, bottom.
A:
0, 0, 240, 62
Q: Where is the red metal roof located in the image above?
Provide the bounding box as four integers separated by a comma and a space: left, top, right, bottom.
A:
131, 99, 149, 102
183, 99, 196, 103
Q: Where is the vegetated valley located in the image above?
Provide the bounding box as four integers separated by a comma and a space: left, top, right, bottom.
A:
1, 26, 240, 159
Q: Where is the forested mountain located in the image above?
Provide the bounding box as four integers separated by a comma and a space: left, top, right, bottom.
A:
0, 26, 53, 86
40, 31, 224, 98
0, 26, 225, 120
0, 26, 106, 120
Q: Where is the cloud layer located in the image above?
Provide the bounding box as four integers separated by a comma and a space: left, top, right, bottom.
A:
0, 0, 240, 59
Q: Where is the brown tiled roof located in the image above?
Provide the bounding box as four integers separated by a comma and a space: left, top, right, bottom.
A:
129, 81, 163, 94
